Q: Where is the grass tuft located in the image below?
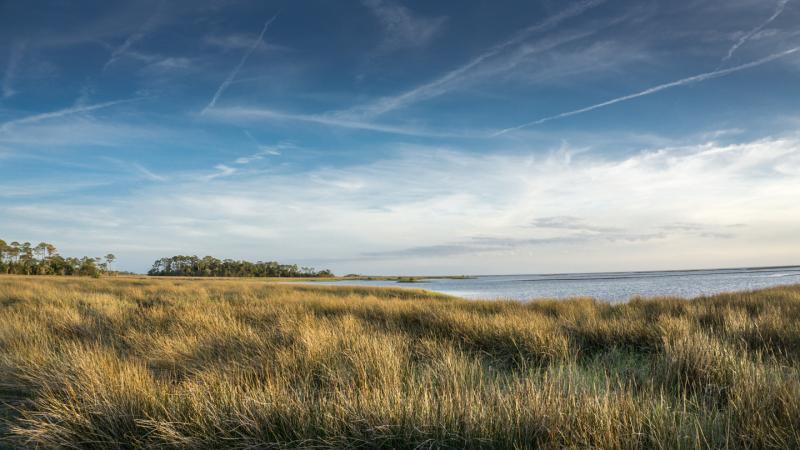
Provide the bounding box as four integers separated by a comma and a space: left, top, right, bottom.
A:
1, 276, 800, 448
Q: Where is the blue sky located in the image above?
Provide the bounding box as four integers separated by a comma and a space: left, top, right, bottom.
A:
1, 0, 799, 274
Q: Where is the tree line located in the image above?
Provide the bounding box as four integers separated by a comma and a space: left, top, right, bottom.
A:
0, 239, 116, 277
147, 255, 334, 278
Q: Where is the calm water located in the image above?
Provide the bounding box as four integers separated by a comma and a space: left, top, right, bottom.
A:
304, 267, 800, 303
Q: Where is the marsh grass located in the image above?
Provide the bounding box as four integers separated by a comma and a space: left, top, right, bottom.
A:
1, 276, 799, 448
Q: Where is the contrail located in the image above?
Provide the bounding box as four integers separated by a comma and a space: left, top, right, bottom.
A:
721, 0, 790, 64
0, 98, 145, 133
493, 46, 800, 136
103, 1, 165, 71
339, 0, 606, 118
202, 14, 278, 113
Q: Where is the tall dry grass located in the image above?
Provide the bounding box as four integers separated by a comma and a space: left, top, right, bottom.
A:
1, 276, 799, 448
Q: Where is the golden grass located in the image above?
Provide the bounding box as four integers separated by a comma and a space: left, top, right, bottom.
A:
1, 275, 799, 448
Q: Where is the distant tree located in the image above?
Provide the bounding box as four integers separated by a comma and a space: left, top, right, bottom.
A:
34, 242, 48, 260
0, 240, 7, 273
0, 237, 114, 277
8, 242, 20, 263
105, 254, 116, 272
18, 243, 33, 274
94, 257, 107, 273
21, 242, 32, 260
147, 255, 334, 278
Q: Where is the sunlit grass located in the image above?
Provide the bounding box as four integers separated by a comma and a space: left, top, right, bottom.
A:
1, 275, 799, 448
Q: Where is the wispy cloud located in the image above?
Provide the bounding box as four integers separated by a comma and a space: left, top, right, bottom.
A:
721, 0, 791, 65
203, 106, 477, 138
362, 231, 674, 259
0, 182, 111, 199
498, 40, 651, 87
131, 162, 167, 181
202, 14, 279, 112
530, 216, 620, 233
366, 218, 746, 260
2, 42, 25, 99
102, 157, 168, 182
339, 0, 605, 118
495, 46, 800, 135
204, 33, 290, 53
141, 56, 194, 74
658, 222, 742, 239
361, 236, 582, 259
234, 152, 276, 164
0, 112, 181, 153
234, 131, 288, 164
206, 164, 237, 180
0, 98, 144, 133
103, 1, 165, 71
362, 0, 446, 51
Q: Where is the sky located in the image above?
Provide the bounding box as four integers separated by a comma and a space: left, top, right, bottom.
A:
1, 0, 799, 275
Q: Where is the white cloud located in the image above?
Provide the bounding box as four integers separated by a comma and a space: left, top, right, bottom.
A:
3, 135, 799, 274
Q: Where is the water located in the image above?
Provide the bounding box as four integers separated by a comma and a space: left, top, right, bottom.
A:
302, 266, 800, 303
